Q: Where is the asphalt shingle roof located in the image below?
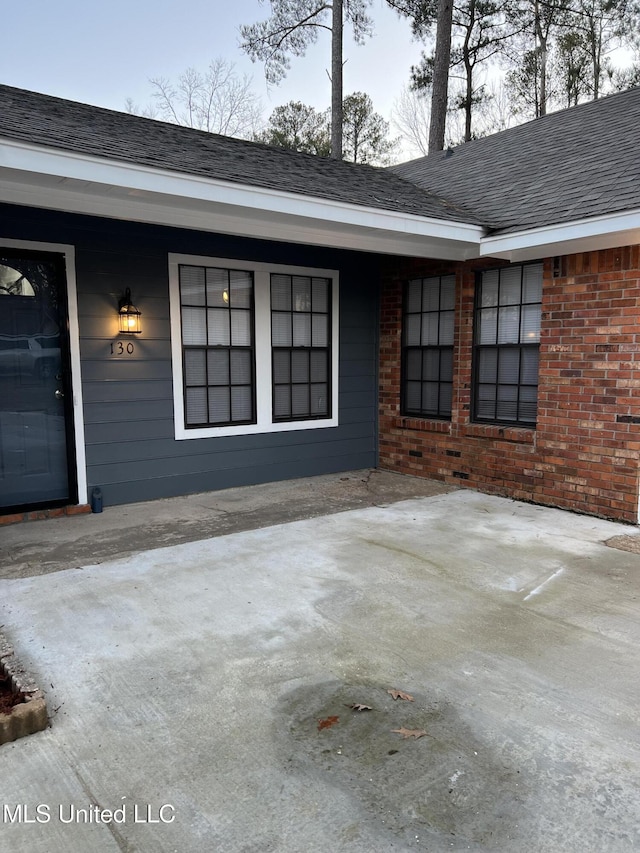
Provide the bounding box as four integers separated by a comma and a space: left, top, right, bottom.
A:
391, 87, 640, 234
0, 84, 478, 226
3, 84, 638, 236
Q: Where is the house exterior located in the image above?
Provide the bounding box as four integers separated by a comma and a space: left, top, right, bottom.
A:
1, 84, 639, 523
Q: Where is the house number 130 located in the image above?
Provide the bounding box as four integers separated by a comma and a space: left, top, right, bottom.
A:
111, 341, 135, 355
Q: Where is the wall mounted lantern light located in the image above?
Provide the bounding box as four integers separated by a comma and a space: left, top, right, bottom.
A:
118, 288, 142, 334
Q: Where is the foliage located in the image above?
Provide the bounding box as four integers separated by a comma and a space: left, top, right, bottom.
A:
256, 101, 331, 154
240, 0, 373, 84
443, 81, 514, 144
125, 1, 640, 159
258, 93, 398, 164
504, 0, 638, 118
342, 92, 400, 164
389, 0, 522, 144
554, 30, 591, 106
240, 0, 375, 157
390, 0, 640, 148
386, 0, 439, 38
610, 60, 640, 91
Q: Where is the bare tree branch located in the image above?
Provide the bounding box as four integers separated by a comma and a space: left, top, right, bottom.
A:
392, 86, 431, 157
127, 59, 264, 139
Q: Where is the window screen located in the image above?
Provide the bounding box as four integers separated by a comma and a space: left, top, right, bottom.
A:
271, 274, 331, 421
402, 274, 455, 419
180, 265, 255, 427
473, 263, 542, 427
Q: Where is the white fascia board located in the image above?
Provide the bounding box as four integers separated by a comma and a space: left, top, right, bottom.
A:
0, 137, 483, 257
480, 209, 640, 261
0, 174, 480, 260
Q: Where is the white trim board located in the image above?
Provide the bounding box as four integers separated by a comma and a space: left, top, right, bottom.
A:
480, 209, 640, 262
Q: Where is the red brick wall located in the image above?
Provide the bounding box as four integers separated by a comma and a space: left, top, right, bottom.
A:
378, 247, 640, 522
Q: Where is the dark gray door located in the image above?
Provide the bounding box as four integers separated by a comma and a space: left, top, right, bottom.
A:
0, 249, 76, 513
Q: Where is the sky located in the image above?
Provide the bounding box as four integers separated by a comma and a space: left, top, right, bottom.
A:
2, 0, 424, 134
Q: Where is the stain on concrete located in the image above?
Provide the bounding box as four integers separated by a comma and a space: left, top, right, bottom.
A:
605, 534, 640, 554
276, 680, 529, 850
0, 470, 454, 579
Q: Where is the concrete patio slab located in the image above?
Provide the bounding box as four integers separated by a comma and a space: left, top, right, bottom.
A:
0, 469, 453, 579
1, 488, 639, 852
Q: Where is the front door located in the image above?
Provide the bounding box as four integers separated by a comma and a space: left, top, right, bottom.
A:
0, 248, 76, 513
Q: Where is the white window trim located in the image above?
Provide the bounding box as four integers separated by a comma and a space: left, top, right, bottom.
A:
169, 253, 340, 439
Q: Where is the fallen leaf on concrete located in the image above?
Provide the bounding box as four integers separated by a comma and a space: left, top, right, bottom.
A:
391, 727, 431, 740
317, 715, 340, 732
346, 703, 372, 712
387, 689, 414, 702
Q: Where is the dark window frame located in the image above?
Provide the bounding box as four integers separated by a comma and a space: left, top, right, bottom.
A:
270, 274, 332, 422
472, 262, 542, 428
401, 274, 456, 420
179, 264, 256, 428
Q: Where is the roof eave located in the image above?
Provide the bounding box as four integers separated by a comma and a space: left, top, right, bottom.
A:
0, 137, 484, 260
479, 210, 640, 262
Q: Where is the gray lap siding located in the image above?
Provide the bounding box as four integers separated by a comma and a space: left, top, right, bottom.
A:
0, 204, 379, 506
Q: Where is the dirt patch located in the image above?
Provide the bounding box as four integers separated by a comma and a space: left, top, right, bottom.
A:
0, 633, 48, 745
0, 668, 25, 714
605, 535, 640, 555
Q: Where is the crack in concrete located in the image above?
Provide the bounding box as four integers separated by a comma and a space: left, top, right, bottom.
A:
66, 759, 135, 853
